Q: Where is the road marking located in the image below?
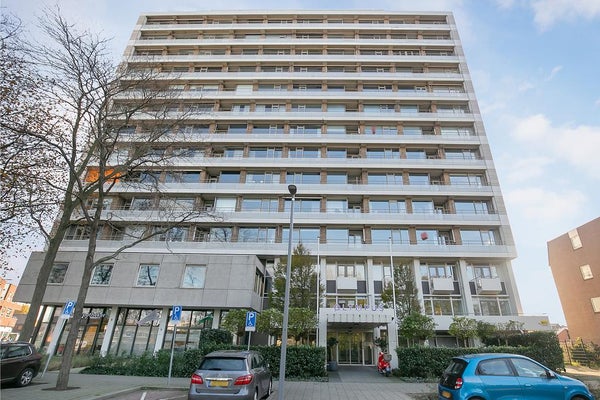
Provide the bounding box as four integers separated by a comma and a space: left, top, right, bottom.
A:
140, 391, 147, 400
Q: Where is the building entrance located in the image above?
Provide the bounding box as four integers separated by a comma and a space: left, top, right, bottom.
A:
334, 331, 374, 365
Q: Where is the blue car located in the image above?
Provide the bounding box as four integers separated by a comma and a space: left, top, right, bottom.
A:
438, 353, 595, 400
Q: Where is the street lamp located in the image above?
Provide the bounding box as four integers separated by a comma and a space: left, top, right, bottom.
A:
278, 184, 296, 400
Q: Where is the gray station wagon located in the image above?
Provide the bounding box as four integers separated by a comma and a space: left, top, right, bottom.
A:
188, 350, 272, 400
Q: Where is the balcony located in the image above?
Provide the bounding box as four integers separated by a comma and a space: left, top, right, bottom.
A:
430, 277, 454, 294
336, 277, 358, 291
476, 277, 502, 294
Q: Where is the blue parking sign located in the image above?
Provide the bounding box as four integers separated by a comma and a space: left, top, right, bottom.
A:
171, 305, 182, 324
61, 300, 76, 318
245, 311, 256, 332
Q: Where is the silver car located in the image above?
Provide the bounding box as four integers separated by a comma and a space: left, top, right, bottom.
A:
188, 350, 272, 400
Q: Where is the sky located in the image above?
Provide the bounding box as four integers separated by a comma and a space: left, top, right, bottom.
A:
4, 0, 600, 326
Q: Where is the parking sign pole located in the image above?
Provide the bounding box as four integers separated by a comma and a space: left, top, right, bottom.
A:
168, 305, 181, 385
42, 300, 75, 377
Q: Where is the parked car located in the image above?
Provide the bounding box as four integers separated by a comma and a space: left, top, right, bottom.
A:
0, 341, 43, 387
188, 350, 272, 400
438, 353, 596, 400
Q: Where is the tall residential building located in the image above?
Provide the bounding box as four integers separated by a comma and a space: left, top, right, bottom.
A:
548, 217, 600, 345
16, 10, 550, 366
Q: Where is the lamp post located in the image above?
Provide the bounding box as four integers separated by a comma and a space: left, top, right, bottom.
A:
277, 184, 296, 400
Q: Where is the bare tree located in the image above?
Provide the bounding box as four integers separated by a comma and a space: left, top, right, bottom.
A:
2, 8, 215, 389
0, 13, 60, 277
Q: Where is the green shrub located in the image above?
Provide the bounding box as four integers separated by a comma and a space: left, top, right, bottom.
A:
81, 344, 326, 379
396, 342, 564, 379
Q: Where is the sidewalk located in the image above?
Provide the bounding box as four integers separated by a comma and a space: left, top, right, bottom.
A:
0, 367, 437, 400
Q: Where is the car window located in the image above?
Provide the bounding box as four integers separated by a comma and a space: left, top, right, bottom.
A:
477, 358, 514, 376
200, 357, 246, 371
1, 345, 31, 359
511, 358, 547, 378
444, 359, 467, 375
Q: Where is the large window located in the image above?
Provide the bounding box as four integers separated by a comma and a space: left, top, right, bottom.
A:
282, 227, 319, 243
461, 230, 497, 245
241, 198, 278, 212
286, 172, 320, 184
369, 200, 406, 213
90, 264, 113, 286
454, 201, 489, 214
136, 264, 160, 286
284, 199, 320, 212
246, 171, 280, 184
210, 227, 232, 242
371, 229, 409, 244
48, 263, 68, 284
367, 173, 403, 185
182, 265, 207, 288
238, 227, 276, 243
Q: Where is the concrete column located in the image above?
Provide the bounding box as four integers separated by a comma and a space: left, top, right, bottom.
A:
458, 260, 475, 316
153, 307, 170, 353
367, 258, 376, 306
100, 306, 119, 356
387, 320, 399, 369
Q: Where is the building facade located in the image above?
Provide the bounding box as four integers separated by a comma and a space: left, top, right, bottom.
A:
16, 11, 550, 366
548, 217, 600, 345
0, 277, 23, 340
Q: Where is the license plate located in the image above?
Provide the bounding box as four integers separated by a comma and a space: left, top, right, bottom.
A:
441, 390, 452, 399
209, 380, 228, 387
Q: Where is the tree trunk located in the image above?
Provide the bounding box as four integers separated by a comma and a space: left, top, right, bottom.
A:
19, 214, 72, 342
55, 214, 99, 389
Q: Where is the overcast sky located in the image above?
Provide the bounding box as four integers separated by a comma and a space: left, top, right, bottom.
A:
4, 0, 600, 325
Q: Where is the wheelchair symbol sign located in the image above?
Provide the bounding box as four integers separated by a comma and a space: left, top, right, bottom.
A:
171, 305, 182, 324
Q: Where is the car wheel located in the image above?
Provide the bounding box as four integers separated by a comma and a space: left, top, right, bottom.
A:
253, 388, 259, 400
264, 379, 273, 398
15, 367, 35, 387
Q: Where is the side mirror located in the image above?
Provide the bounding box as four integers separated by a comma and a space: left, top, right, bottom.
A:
546, 370, 557, 379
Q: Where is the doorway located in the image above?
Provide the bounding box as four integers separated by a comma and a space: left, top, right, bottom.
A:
335, 331, 374, 365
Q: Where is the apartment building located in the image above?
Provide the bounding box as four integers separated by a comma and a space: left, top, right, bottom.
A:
548, 217, 600, 345
0, 278, 22, 340
15, 11, 550, 366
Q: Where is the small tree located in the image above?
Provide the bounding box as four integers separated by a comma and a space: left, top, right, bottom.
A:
476, 320, 497, 344
398, 313, 436, 346
381, 262, 421, 320
221, 309, 249, 344
448, 316, 478, 347
288, 307, 317, 344
256, 308, 282, 344
271, 243, 323, 311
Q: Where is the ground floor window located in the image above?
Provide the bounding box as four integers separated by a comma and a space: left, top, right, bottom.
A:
423, 296, 464, 316
109, 308, 160, 356
32, 306, 110, 355
163, 309, 215, 350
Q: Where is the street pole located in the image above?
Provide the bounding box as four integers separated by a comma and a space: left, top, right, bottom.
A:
389, 237, 398, 323
315, 235, 320, 345
277, 184, 296, 400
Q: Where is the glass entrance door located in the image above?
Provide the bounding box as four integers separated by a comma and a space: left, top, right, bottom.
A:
336, 331, 374, 365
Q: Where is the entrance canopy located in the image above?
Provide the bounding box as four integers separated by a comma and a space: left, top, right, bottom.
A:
322, 307, 395, 329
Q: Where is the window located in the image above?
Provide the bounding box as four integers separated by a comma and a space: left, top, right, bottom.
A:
49, 263, 68, 284
327, 173, 347, 184
580, 265, 593, 280
136, 264, 160, 286
90, 264, 113, 285
592, 297, 600, 313
511, 357, 546, 378
286, 172, 320, 184
478, 359, 514, 376
182, 265, 206, 288
568, 229, 583, 250
238, 227, 276, 243
215, 197, 237, 211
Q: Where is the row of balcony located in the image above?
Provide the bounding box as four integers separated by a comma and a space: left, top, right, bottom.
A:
60, 238, 516, 259
84, 208, 501, 226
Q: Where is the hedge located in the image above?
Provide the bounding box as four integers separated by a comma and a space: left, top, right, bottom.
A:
396, 344, 565, 379
82, 344, 327, 379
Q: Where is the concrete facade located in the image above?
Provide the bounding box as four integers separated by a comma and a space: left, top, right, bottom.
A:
15, 10, 551, 366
